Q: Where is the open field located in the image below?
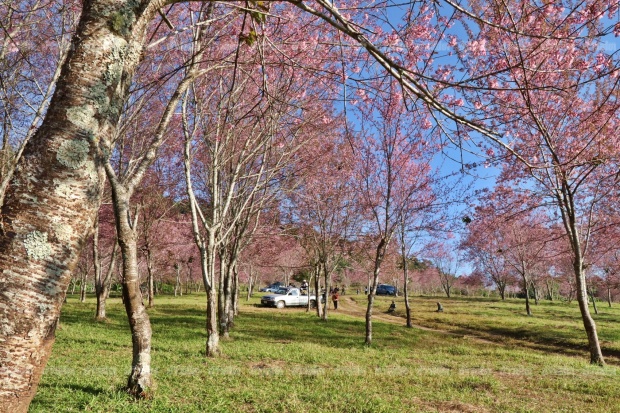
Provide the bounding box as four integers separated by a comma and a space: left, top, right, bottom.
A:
30, 293, 620, 412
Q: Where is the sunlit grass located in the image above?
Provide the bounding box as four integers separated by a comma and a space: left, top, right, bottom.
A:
30, 293, 620, 412
375, 294, 620, 360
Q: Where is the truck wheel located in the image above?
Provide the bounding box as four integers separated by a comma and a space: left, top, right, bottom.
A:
309, 299, 317, 308
276, 301, 285, 309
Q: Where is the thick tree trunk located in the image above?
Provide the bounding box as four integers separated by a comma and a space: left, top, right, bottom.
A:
0, 1, 165, 409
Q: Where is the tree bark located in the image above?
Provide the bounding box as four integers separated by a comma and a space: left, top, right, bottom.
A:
110, 185, 153, 397
206, 281, 220, 356
532, 280, 540, 305
575, 263, 604, 364
560, 187, 605, 365
80, 271, 87, 303
174, 263, 181, 297
218, 247, 233, 338
365, 238, 386, 346
145, 244, 155, 307
589, 287, 599, 315
246, 264, 254, 301
522, 274, 532, 316
322, 259, 330, 321
231, 259, 240, 318
399, 229, 412, 328
314, 264, 323, 318
0, 1, 166, 409
94, 216, 118, 320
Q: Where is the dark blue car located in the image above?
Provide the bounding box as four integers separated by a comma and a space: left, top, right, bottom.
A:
376, 284, 397, 296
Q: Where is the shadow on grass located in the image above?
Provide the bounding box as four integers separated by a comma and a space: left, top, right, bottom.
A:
436, 321, 620, 363
229, 310, 414, 350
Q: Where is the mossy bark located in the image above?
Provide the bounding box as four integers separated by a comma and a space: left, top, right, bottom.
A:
0, 1, 166, 410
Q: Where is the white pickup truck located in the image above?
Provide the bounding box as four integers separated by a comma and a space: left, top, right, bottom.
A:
260, 288, 320, 309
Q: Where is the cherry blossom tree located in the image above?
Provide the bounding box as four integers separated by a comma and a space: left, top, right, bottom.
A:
455, 3, 620, 363
353, 76, 438, 345
2, 0, 618, 409
182, 29, 333, 351
287, 130, 359, 319
0, 0, 79, 204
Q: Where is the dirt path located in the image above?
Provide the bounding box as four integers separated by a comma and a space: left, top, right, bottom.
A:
336, 296, 499, 345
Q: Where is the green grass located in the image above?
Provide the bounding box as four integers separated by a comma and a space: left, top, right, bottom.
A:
29, 294, 620, 412
378, 295, 620, 360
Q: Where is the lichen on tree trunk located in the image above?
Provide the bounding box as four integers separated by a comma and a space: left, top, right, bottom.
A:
0, 1, 167, 409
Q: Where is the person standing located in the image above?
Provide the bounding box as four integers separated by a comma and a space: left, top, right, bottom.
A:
332, 291, 340, 310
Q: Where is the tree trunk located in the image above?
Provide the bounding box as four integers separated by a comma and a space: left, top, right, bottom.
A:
607, 288, 612, 308
174, 263, 181, 297
0, 1, 166, 408
232, 260, 240, 318
246, 265, 254, 301
314, 264, 323, 319
80, 272, 87, 303
499, 283, 506, 300
365, 239, 386, 346
204, 235, 221, 356
532, 281, 540, 305
94, 217, 118, 321
575, 268, 604, 364
545, 279, 554, 301
523, 274, 532, 316
145, 246, 155, 308
110, 187, 153, 397
206, 281, 220, 357
321, 260, 331, 320
218, 248, 234, 338
401, 245, 412, 328
589, 287, 599, 315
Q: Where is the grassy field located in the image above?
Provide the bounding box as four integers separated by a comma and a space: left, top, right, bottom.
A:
29, 293, 620, 412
